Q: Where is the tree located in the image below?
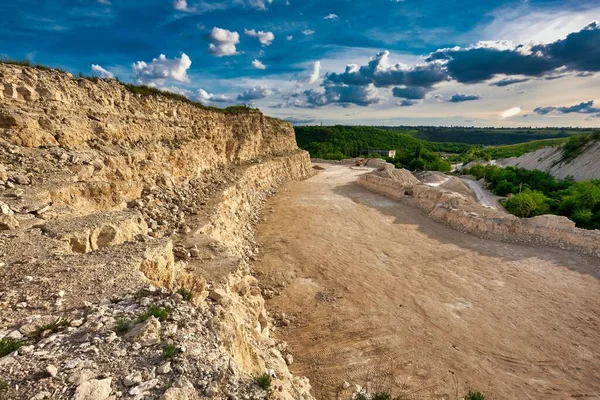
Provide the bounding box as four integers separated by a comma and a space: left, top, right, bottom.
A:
504, 190, 550, 218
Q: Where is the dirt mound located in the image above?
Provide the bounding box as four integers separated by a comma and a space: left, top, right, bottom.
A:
438, 177, 474, 198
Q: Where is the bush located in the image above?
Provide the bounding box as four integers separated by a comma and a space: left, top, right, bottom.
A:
372, 392, 392, 400
0, 339, 24, 357
29, 319, 69, 341
162, 343, 179, 359
177, 288, 194, 301
504, 190, 550, 218
114, 318, 133, 334
254, 373, 272, 390
0, 379, 8, 391
140, 305, 170, 322
464, 391, 486, 400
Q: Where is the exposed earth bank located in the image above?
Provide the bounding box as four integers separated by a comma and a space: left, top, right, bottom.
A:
254, 164, 600, 400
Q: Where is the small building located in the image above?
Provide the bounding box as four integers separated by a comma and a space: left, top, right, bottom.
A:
368, 149, 396, 158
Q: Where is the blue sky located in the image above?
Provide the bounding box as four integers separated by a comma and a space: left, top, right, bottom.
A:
1, 0, 599, 127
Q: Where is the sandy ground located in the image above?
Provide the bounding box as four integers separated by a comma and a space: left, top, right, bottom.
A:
459, 178, 504, 210
253, 164, 600, 400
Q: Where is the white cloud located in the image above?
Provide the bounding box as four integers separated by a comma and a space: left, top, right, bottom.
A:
244, 29, 275, 46
252, 59, 267, 70
91, 64, 113, 78
302, 29, 315, 36
238, 86, 274, 101
247, 0, 274, 10
286, 35, 293, 41
502, 107, 522, 118
197, 89, 232, 103
324, 13, 339, 20
97, 0, 110, 4
173, 0, 192, 11
306, 61, 321, 84
209, 27, 240, 56
132, 53, 191, 84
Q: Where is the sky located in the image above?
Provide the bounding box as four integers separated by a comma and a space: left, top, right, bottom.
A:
1, 0, 599, 127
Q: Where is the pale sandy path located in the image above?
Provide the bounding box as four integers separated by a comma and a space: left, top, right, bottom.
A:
253, 164, 600, 400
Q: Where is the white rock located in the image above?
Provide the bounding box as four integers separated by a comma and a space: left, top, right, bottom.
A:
123, 371, 143, 387
129, 379, 159, 396
46, 364, 58, 377
124, 317, 161, 346
73, 378, 112, 400
157, 362, 172, 374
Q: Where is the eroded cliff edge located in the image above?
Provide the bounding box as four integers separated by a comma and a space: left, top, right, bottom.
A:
0, 64, 314, 399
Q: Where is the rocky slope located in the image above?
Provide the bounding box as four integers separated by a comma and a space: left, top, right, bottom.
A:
0, 63, 314, 399
497, 140, 600, 181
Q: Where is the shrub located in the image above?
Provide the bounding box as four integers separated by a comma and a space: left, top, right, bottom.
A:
254, 373, 272, 390
140, 305, 170, 322
29, 319, 69, 341
464, 390, 486, 400
372, 392, 392, 400
504, 190, 550, 218
0, 339, 24, 357
177, 288, 193, 302
0, 379, 8, 391
114, 318, 133, 334
162, 343, 179, 359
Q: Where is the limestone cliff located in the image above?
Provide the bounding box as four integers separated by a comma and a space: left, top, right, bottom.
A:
0, 63, 314, 400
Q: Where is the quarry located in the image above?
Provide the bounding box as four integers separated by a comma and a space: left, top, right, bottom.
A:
0, 64, 599, 400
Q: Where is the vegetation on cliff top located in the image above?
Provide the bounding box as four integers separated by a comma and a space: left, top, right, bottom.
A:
464, 164, 600, 229
0, 59, 257, 116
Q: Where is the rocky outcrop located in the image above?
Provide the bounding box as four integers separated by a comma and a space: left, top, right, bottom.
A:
0, 63, 314, 399
358, 167, 600, 257
497, 140, 600, 181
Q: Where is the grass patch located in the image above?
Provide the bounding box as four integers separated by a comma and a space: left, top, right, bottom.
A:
372, 392, 392, 400
0, 339, 24, 357
560, 131, 600, 163
28, 319, 69, 341
254, 373, 272, 390
139, 305, 170, 322
464, 391, 486, 400
114, 318, 133, 334
0, 379, 8, 391
176, 288, 194, 302
162, 343, 179, 359
0, 58, 63, 73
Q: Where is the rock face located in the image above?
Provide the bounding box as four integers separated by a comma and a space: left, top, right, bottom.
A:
358, 166, 600, 257
0, 64, 314, 399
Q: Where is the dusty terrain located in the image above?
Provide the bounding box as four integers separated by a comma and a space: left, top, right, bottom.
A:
254, 164, 600, 399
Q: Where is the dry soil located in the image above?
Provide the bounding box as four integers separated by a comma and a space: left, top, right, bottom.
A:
253, 164, 600, 400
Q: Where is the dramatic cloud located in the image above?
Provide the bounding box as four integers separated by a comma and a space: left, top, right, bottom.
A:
244, 29, 274, 46
252, 59, 266, 70
197, 89, 232, 104
392, 86, 428, 99
449, 93, 481, 102
502, 107, 522, 118
132, 53, 191, 84
208, 27, 240, 57
284, 116, 316, 125
397, 100, 417, 107
534, 100, 600, 116
91, 64, 113, 78
304, 84, 382, 107
324, 14, 339, 20
238, 86, 274, 101
490, 77, 530, 87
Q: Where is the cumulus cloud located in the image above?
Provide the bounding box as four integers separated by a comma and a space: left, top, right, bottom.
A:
449, 93, 481, 102
133, 53, 191, 84
173, 0, 190, 11
197, 89, 232, 104
490, 77, 530, 87
324, 13, 338, 20
534, 100, 600, 116
304, 84, 382, 107
209, 27, 240, 56
392, 86, 428, 99
252, 59, 266, 70
244, 29, 274, 46
91, 64, 113, 78
237, 86, 274, 101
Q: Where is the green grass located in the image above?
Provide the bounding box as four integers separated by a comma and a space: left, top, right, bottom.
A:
28, 319, 69, 341
114, 318, 133, 334
464, 391, 486, 400
487, 137, 570, 159
0, 339, 24, 357
0, 58, 63, 72
162, 343, 179, 359
372, 392, 392, 400
139, 305, 170, 322
176, 288, 193, 302
254, 373, 272, 390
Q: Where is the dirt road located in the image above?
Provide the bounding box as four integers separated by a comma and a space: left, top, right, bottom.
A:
254, 164, 600, 399
459, 177, 503, 209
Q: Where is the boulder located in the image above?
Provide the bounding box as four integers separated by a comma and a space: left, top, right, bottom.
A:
73, 378, 112, 400
124, 317, 161, 346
